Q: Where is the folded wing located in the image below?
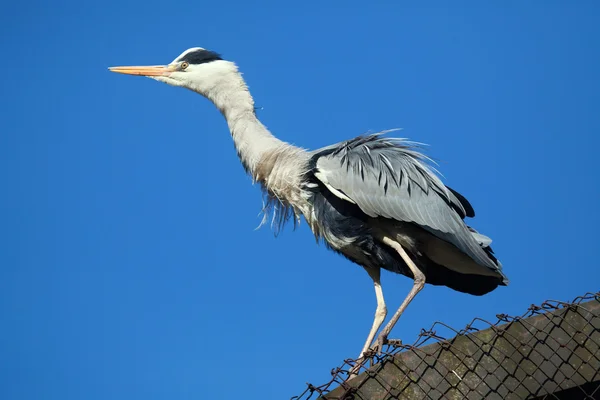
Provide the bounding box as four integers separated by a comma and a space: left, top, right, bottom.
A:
311, 133, 505, 278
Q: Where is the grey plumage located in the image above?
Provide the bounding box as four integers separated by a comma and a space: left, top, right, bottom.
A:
312, 133, 506, 279
306, 133, 507, 293
109, 47, 508, 368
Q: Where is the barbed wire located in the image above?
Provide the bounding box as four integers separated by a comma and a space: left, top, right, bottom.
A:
291, 292, 600, 400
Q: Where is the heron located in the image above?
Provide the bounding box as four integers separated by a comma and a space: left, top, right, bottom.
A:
109, 47, 508, 365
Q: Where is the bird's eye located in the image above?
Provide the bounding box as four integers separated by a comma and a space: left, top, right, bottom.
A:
181, 62, 189, 70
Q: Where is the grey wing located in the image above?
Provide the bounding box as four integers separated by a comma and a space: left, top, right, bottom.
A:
312, 134, 501, 274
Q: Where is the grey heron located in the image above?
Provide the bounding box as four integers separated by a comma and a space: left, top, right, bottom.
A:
109, 47, 508, 364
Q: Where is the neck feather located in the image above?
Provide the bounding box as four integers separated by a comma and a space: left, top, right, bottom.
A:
202, 70, 285, 174
197, 67, 311, 224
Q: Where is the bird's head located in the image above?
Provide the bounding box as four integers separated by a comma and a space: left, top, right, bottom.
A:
109, 47, 238, 95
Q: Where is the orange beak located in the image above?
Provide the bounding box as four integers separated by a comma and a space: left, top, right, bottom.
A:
108, 65, 175, 76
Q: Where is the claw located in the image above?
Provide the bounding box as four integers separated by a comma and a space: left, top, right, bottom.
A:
348, 337, 403, 381
372, 333, 389, 355
348, 347, 376, 380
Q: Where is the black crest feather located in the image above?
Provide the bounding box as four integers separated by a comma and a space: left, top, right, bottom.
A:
179, 49, 222, 65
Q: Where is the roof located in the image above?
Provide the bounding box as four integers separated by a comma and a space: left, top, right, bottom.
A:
292, 292, 600, 400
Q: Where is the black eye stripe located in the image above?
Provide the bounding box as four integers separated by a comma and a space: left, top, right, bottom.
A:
179, 49, 222, 65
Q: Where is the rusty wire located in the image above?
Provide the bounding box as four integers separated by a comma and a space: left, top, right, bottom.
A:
291, 292, 600, 400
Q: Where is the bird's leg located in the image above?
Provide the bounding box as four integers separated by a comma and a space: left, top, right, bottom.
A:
349, 266, 387, 378
372, 236, 425, 354
359, 266, 387, 359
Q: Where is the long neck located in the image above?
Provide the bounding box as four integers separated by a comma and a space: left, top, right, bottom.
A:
193, 64, 313, 227
202, 70, 287, 176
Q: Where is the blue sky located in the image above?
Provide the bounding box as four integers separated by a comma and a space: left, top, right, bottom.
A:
1, 2, 599, 399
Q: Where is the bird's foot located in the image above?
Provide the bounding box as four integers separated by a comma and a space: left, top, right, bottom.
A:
371, 333, 388, 355
370, 335, 402, 355
347, 338, 403, 380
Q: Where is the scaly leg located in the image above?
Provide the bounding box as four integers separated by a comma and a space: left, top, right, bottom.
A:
358, 266, 387, 359
349, 266, 387, 378
372, 236, 425, 353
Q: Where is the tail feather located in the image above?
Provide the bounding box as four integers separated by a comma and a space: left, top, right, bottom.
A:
466, 225, 509, 285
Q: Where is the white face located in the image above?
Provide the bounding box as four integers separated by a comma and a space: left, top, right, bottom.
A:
152, 47, 215, 87
109, 47, 239, 94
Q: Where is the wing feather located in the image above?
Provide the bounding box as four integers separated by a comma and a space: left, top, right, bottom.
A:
312, 133, 501, 273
